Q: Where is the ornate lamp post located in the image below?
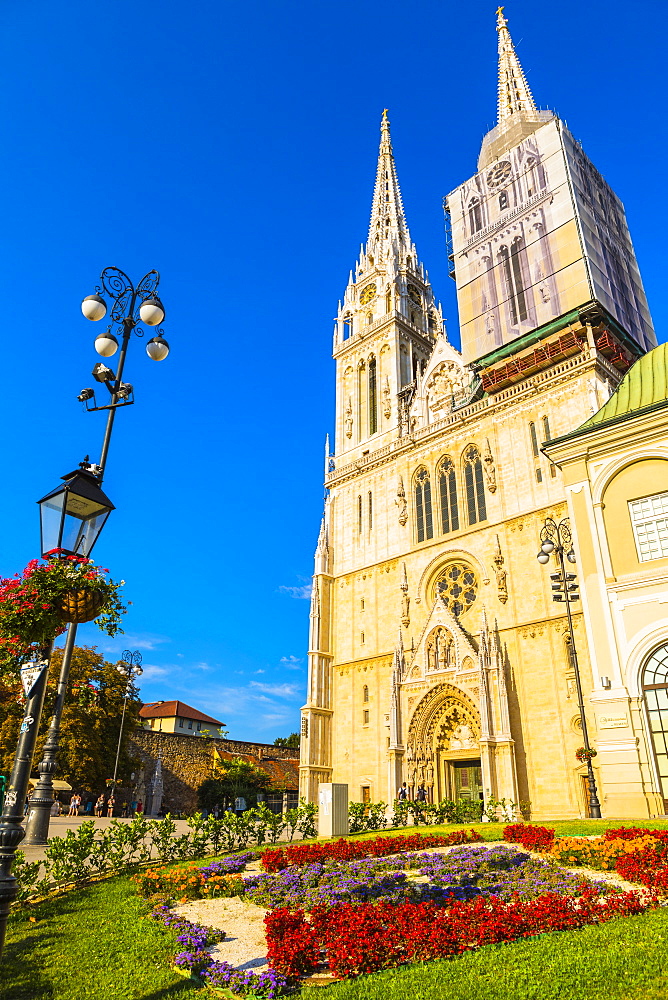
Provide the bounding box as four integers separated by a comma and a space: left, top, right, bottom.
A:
109, 650, 143, 804
536, 517, 601, 819
23, 267, 169, 848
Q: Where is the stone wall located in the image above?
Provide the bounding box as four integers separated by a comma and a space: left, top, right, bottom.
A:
127, 730, 300, 813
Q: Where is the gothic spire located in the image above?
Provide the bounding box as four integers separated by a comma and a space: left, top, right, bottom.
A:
365, 110, 412, 259
496, 7, 537, 122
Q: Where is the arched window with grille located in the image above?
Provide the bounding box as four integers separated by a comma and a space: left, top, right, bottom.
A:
357, 494, 363, 534
463, 446, 486, 525
437, 457, 459, 534
414, 467, 433, 542
368, 357, 378, 435
368, 491, 373, 531
642, 645, 668, 809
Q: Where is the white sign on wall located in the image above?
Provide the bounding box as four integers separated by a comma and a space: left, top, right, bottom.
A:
599, 715, 629, 730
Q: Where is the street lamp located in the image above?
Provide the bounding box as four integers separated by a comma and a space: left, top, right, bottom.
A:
37, 462, 115, 558
110, 650, 143, 804
21, 266, 170, 855
536, 517, 601, 819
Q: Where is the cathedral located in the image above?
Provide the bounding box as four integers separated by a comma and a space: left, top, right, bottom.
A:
299, 9, 665, 819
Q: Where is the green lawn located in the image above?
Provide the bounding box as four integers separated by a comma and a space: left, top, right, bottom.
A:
2, 818, 668, 1000
0, 876, 199, 1000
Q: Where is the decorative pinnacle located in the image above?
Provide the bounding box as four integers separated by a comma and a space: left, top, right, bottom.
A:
366, 109, 410, 251
496, 8, 537, 123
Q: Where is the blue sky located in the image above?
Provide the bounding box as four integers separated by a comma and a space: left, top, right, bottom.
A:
0, 0, 666, 741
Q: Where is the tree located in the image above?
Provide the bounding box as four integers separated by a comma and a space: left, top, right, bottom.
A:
0, 645, 141, 794
198, 757, 273, 810
273, 733, 300, 748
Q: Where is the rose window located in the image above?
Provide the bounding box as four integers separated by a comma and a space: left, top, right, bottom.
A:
434, 563, 478, 618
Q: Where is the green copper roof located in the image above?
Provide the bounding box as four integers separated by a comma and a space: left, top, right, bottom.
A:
578, 341, 668, 432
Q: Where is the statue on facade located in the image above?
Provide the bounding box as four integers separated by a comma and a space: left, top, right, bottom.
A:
396, 477, 408, 526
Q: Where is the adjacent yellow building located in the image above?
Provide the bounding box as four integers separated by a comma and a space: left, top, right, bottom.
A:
299, 10, 664, 819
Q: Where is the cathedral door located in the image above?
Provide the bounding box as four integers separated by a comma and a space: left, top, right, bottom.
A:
451, 761, 483, 803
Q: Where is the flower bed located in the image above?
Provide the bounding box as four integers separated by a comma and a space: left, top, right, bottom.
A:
265, 889, 654, 979
243, 844, 617, 910
503, 823, 555, 852
134, 852, 257, 901
149, 899, 287, 998
142, 829, 665, 990
550, 835, 662, 871
260, 830, 482, 873
503, 823, 668, 895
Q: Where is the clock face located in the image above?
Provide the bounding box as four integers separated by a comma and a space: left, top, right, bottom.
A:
360, 283, 376, 305
407, 285, 421, 305
487, 161, 512, 188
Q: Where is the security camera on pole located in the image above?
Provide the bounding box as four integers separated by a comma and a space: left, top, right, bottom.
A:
536, 517, 601, 819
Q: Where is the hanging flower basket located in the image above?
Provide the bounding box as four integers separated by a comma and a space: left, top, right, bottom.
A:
575, 747, 598, 762
0, 553, 126, 671
58, 589, 106, 624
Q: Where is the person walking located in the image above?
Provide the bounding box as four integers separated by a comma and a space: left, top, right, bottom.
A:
68, 793, 78, 817
397, 782, 408, 801
106, 794, 115, 818
94, 794, 105, 818
416, 785, 427, 803
73, 793, 81, 816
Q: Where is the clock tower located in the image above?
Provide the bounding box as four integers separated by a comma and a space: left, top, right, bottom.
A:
331, 111, 451, 459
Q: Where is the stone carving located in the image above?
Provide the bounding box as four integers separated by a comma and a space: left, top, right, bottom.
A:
400, 562, 410, 628
396, 477, 408, 526
492, 535, 508, 604
345, 398, 353, 439
450, 724, 476, 749
483, 439, 497, 493
426, 361, 464, 413
383, 376, 392, 419
426, 626, 454, 672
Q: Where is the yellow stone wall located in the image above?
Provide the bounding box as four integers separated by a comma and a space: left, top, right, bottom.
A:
300, 338, 659, 819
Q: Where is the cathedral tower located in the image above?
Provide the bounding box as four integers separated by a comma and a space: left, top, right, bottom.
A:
301, 11, 661, 820
332, 112, 445, 455
448, 7, 655, 366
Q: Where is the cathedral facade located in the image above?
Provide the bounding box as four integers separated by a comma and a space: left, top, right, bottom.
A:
299, 10, 662, 820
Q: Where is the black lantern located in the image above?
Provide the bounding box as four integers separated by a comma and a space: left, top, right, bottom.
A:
37, 466, 115, 558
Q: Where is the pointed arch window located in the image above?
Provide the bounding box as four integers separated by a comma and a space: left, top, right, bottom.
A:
438, 457, 459, 534
529, 421, 539, 458
468, 197, 482, 234
357, 494, 363, 534
368, 491, 373, 531
414, 467, 433, 542
363, 685, 369, 702
463, 445, 486, 525
368, 357, 377, 434
499, 191, 508, 210
343, 315, 353, 340
498, 240, 528, 325
543, 416, 551, 442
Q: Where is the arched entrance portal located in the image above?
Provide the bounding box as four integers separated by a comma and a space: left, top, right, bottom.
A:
642, 643, 668, 813
405, 683, 483, 804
